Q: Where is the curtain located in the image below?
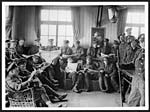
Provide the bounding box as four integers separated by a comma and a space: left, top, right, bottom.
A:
5, 6, 13, 40
34, 6, 41, 39
71, 7, 80, 42
117, 9, 128, 36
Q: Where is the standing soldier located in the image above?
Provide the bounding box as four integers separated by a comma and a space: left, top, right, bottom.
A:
123, 40, 139, 64
118, 34, 128, 64
121, 34, 145, 106
125, 28, 135, 44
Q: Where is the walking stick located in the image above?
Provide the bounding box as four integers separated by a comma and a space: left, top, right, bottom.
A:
116, 49, 123, 107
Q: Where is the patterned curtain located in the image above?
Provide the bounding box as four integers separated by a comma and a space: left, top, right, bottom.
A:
117, 9, 128, 36
71, 7, 80, 42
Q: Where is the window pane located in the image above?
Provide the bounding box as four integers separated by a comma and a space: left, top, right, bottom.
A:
49, 25, 56, 35
66, 10, 72, 22
125, 26, 139, 38
48, 36, 56, 46
66, 25, 73, 36
40, 36, 49, 46
41, 25, 48, 35
126, 12, 144, 24
58, 10, 67, 21
41, 10, 49, 21
57, 36, 66, 47
66, 36, 73, 47
49, 10, 58, 21
58, 25, 66, 36
140, 27, 145, 34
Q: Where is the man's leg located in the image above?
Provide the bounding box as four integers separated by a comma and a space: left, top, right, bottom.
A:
84, 72, 90, 91
43, 84, 67, 101
98, 72, 105, 91
110, 75, 119, 92
37, 72, 58, 90
72, 72, 83, 92
45, 67, 58, 83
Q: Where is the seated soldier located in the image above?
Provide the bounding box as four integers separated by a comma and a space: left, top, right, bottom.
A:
83, 56, 100, 92
6, 62, 66, 107
65, 58, 84, 93
71, 40, 85, 62
26, 55, 59, 90
99, 57, 119, 93
100, 38, 111, 57
87, 40, 101, 60
60, 40, 73, 59
9, 39, 24, 60
27, 38, 41, 55
51, 56, 68, 89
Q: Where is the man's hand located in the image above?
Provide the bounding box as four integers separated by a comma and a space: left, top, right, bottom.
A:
28, 68, 37, 82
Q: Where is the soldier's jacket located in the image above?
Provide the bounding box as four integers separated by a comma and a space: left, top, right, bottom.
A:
9, 48, 23, 59
99, 61, 117, 77
119, 42, 128, 64
123, 45, 139, 64
16, 45, 26, 55
125, 35, 135, 43
6, 73, 26, 91
72, 46, 85, 58
87, 47, 101, 58
60, 46, 73, 56
100, 45, 111, 55
133, 48, 145, 80
27, 45, 39, 55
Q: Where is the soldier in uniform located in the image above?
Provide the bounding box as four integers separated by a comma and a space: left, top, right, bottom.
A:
87, 40, 101, 60
123, 40, 139, 64
100, 38, 111, 56
71, 40, 85, 62
98, 57, 119, 92
16, 39, 27, 55
125, 28, 135, 44
118, 34, 128, 64
9, 39, 23, 60
120, 34, 145, 106
6, 61, 67, 107
27, 39, 41, 55
60, 40, 73, 59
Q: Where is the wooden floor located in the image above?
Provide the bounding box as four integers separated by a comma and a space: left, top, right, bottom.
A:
57, 90, 121, 107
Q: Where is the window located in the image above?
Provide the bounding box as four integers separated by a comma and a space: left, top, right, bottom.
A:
125, 11, 145, 38
40, 8, 73, 47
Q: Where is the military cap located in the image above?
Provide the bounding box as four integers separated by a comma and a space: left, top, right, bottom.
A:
63, 40, 69, 44
5, 39, 10, 43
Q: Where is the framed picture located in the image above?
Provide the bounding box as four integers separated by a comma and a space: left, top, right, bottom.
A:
91, 27, 105, 45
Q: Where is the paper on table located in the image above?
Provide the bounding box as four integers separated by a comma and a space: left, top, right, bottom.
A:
66, 63, 78, 73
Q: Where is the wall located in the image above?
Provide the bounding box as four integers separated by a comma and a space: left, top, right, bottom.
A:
79, 6, 118, 48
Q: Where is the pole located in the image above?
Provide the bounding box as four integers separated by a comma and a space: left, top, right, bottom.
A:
116, 49, 123, 107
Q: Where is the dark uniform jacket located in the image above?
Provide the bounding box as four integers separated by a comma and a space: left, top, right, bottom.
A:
27, 45, 39, 55
119, 42, 128, 64
72, 46, 85, 59
16, 45, 26, 55
123, 45, 139, 64
60, 46, 73, 56
87, 47, 101, 58
100, 45, 111, 55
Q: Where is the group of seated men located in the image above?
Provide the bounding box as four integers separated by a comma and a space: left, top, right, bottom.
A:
5, 27, 145, 107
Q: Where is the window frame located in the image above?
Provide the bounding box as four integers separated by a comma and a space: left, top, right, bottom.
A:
125, 10, 145, 38
40, 7, 73, 47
